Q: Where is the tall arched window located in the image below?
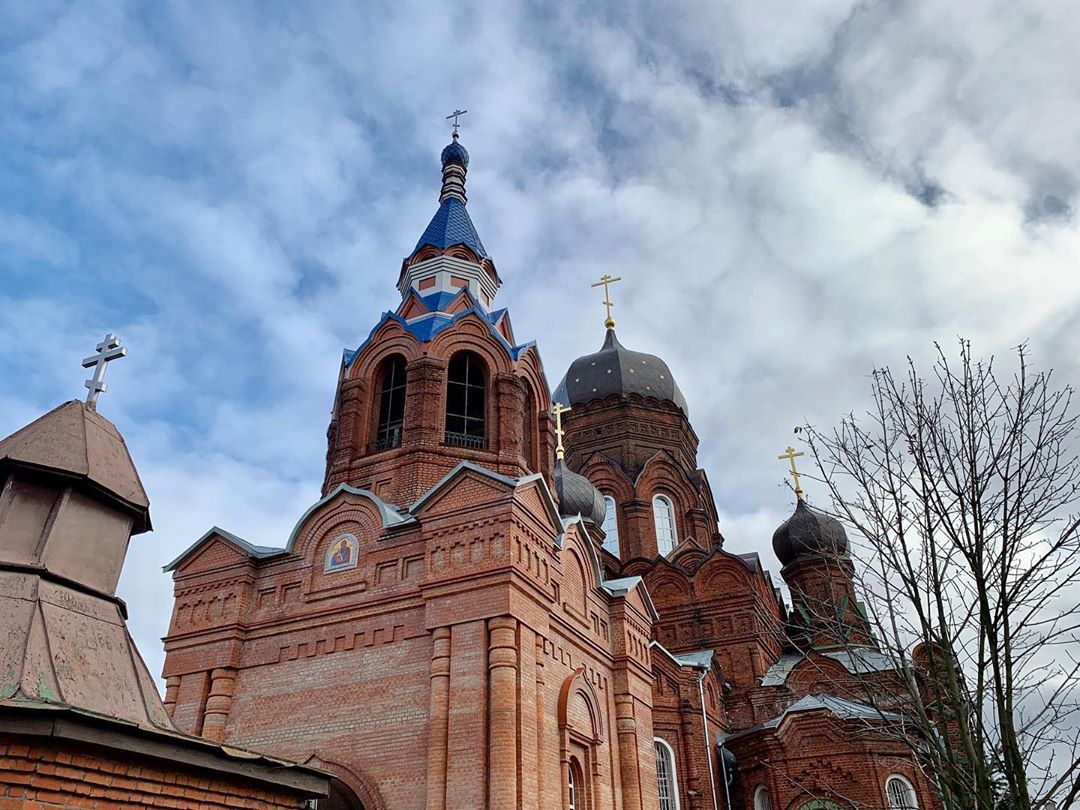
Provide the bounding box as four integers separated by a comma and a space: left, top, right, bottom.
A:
567, 758, 585, 810
601, 495, 620, 557
654, 738, 679, 810
886, 776, 918, 809
754, 786, 774, 810
445, 352, 486, 449
374, 355, 407, 450
653, 494, 678, 555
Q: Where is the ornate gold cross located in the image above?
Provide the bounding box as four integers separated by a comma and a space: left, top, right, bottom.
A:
590, 274, 622, 329
778, 445, 806, 501
552, 402, 572, 460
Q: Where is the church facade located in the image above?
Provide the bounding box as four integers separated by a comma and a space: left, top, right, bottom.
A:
161, 134, 938, 810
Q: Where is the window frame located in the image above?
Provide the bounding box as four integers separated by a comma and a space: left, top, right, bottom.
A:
373, 355, 408, 451
753, 785, 774, 810
652, 494, 679, 556
444, 351, 487, 449
886, 775, 919, 810
601, 494, 620, 557
653, 737, 680, 810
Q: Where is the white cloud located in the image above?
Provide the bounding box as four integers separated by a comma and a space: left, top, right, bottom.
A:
1, 0, 1078, 700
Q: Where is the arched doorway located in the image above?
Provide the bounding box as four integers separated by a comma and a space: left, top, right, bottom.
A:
311, 778, 365, 810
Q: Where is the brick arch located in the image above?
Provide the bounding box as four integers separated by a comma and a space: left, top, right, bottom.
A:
634, 452, 702, 516
557, 668, 605, 744
620, 556, 659, 577
289, 492, 383, 560
695, 552, 755, 596
577, 455, 634, 503
642, 567, 692, 612
346, 321, 421, 383
303, 754, 388, 810
427, 313, 514, 376
514, 345, 551, 411
785, 655, 852, 696
669, 543, 709, 570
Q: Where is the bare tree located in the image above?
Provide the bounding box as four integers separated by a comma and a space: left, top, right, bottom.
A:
802, 340, 1080, 810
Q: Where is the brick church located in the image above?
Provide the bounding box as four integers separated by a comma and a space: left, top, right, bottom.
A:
152, 132, 938, 810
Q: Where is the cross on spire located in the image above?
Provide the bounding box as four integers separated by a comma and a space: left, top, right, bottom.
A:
590, 274, 622, 330
446, 109, 468, 135
552, 402, 572, 461
82, 333, 126, 410
778, 445, 806, 501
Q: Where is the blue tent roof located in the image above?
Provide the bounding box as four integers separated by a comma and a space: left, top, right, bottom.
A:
412, 198, 488, 260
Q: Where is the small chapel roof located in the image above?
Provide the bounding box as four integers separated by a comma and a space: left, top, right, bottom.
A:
0, 399, 150, 532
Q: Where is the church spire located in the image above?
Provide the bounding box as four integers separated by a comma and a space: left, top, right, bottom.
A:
397, 126, 500, 309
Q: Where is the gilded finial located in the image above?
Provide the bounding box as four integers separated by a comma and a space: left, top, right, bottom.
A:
777, 446, 806, 501
552, 402, 572, 461
590, 274, 622, 329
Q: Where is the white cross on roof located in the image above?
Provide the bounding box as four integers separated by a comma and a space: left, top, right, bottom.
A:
82, 333, 127, 409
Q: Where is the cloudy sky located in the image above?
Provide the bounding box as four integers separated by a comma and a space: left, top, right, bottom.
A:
2, 1, 1078, 683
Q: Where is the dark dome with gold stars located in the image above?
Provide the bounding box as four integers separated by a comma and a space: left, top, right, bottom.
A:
553, 329, 688, 415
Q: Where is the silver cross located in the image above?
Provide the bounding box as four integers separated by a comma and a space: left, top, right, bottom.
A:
446, 109, 468, 134
82, 333, 127, 409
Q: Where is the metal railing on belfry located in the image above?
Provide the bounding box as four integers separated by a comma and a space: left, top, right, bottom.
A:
444, 431, 486, 450
370, 425, 403, 452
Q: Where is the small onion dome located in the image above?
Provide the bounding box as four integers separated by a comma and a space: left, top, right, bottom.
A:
771, 500, 849, 567
441, 133, 470, 167
553, 459, 606, 526
553, 329, 688, 415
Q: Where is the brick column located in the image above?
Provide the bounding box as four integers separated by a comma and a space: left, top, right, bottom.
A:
322, 377, 366, 493
535, 635, 548, 806
163, 676, 180, 718
406, 357, 446, 447
495, 373, 526, 461
616, 694, 644, 809
488, 617, 518, 809
201, 668, 236, 743
623, 499, 656, 560
426, 627, 452, 810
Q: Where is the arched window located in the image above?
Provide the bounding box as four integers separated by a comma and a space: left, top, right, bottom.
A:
567, 758, 584, 810
653, 494, 678, 555
601, 495, 620, 557
886, 776, 918, 809
754, 786, 774, 810
445, 352, 486, 449
374, 355, 407, 450
654, 738, 679, 810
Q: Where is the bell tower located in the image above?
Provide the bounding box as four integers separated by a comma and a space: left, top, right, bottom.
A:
322, 131, 555, 506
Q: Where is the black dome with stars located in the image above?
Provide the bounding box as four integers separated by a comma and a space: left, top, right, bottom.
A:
553, 329, 688, 415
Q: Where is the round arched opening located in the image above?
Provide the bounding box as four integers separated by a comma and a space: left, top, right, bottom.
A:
312, 778, 366, 810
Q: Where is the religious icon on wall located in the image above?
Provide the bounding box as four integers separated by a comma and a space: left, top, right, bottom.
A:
324, 534, 358, 573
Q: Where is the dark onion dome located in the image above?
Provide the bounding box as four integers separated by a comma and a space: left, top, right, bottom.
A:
554, 459, 606, 526
553, 329, 689, 415
772, 500, 849, 567
441, 134, 470, 167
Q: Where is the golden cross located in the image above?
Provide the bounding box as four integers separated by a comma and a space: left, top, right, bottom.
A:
590, 274, 622, 329
552, 402, 572, 460
778, 446, 806, 501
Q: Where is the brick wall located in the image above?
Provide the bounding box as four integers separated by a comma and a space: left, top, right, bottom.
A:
0, 738, 313, 810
